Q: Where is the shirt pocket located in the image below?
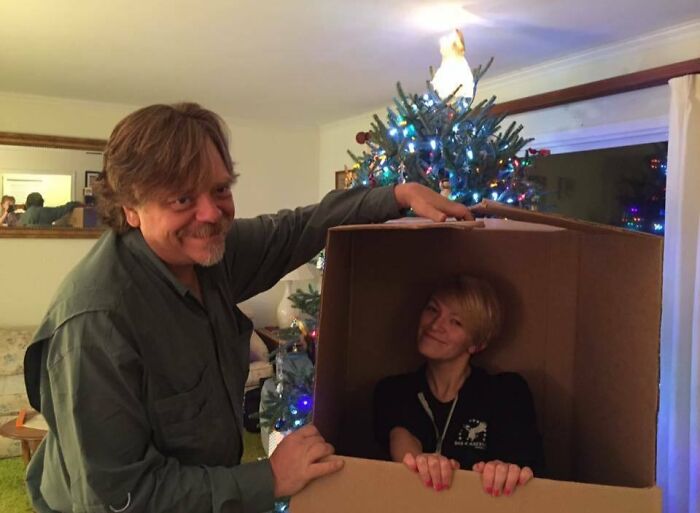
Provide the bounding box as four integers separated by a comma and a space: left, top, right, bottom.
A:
153, 366, 210, 447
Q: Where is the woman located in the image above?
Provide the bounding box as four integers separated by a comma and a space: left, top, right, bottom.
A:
374, 275, 543, 497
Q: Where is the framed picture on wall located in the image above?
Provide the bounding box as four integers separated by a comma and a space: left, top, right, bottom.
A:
85, 171, 100, 188
335, 170, 347, 190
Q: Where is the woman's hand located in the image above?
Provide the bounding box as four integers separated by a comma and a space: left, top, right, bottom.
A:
402, 452, 460, 492
472, 460, 533, 497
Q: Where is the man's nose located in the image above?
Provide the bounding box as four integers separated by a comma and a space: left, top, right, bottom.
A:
195, 195, 222, 223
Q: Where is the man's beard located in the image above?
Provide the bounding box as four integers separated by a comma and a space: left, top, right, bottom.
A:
178, 216, 233, 267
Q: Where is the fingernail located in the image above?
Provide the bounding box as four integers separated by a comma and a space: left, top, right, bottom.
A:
425, 480, 432, 488
504, 488, 511, 496
493, 490, 500, 497
485, 487, 492, 494
434, 484, 441, 491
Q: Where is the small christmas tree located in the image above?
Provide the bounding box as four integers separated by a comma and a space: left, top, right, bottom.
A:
618, 152, 667, 235
345, 57, 543, 209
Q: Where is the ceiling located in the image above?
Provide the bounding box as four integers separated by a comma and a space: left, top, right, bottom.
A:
1, 1, 699, 125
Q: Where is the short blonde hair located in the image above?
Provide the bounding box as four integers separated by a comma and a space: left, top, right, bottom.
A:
433, 275, 503, 348
95, 102, 237, 233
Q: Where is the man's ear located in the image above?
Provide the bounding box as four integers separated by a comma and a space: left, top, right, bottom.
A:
123, 206, 141, 228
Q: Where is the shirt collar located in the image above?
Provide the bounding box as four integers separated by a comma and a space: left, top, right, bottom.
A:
121, 229, 191, 297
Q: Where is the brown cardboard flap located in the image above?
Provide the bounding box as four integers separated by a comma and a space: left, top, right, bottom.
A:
290, 457, 662, 513
470, 200, 659, 237
331, 219, 484, 231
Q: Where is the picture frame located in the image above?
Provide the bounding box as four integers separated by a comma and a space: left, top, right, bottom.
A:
335, 170, 347, 190
84, 170, 101, 188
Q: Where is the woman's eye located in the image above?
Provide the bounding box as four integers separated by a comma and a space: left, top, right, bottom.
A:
450, 319, 462, 327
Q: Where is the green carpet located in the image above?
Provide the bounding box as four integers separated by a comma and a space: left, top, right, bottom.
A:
0, 430, 267, 510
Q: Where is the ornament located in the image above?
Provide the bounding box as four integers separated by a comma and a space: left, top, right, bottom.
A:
355, 131, 371, 144
439, 179, 452, 198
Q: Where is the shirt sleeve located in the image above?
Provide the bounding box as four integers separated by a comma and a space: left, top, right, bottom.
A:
226, 185, 401, 302
487, 373, 545, 475
42, 312, 275, 513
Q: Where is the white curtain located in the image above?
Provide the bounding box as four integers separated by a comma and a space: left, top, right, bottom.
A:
657, 74, 700, 513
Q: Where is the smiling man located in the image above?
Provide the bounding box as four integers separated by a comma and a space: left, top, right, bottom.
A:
23, 102, 472, 513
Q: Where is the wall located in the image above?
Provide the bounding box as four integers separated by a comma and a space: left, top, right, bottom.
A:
317, 20, 700, 193
0, 93, 320, 327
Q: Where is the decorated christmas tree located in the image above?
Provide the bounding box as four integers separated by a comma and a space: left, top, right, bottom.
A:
618, 152, 667, 235
344, 30, 545, 209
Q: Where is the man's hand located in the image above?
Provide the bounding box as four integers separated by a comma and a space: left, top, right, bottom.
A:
403, 452, 460, 491
394, 183, 474, 222
269, 424, 344, 498
472, 460, 533, 497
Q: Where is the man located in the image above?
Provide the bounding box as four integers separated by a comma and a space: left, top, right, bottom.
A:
18, 192, 81, 227
24, 102, 472, 513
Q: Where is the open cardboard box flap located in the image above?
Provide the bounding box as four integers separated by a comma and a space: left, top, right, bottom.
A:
293, 206, 663, 512
291, 457, 661, 513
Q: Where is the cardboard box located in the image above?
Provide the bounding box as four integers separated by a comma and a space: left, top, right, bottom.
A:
68, 207, 100, 228
292, 201, 662, 512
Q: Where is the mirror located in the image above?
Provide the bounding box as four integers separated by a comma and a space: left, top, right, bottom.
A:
0, 132, 106, 239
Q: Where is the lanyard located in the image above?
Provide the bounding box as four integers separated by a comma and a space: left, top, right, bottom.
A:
417, 391, 458, 454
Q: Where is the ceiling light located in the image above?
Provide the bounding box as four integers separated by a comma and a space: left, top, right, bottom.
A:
410, 3, 484, 32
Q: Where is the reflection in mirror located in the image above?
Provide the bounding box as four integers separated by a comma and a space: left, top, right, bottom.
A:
0, 133, 106, 238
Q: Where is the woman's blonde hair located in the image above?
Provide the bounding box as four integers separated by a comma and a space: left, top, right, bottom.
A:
95, 102, 237, 233
433, 275, 503, 348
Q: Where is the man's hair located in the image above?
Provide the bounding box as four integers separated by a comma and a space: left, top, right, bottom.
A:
433, 275, 503, 348
25, 192, 44, 208
95, 102, 237, 233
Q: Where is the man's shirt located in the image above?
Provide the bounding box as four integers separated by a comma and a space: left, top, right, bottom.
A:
24, 186, 400, 513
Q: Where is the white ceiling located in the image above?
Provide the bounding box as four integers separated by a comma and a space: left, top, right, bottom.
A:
1, 1, 699, 125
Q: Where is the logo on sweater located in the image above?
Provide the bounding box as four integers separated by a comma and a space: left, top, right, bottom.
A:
455, 419, 487, 450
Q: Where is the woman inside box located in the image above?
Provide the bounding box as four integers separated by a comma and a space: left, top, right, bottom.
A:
374, 275, 544, 497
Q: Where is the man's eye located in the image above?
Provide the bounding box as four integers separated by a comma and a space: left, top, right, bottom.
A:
170, 197, 192, 210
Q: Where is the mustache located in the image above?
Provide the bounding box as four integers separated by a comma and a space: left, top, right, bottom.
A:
178, 218, 232, 239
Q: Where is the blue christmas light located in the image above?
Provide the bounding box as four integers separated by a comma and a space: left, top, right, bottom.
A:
491, 192, 499, 200
408, 142, 416, 153
653, 223, 664, 232
389, 128, 398, 137
472, 192, 480, 203
293, 419, 304, 428
467, 149, 474, 160
295, 394, 313, 413
430, 139, 437, 150
506, 198, 515, 204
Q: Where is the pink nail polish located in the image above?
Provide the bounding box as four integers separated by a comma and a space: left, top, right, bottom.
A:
504, 489, 511, 496
493, 490, 500, 497
426, 480, 432, 488
485, 487, 492, 494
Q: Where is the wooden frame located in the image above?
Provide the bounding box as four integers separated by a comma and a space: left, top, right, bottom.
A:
335, 170, 347, 190
0, 133, 107, 239
84, 170, 101, 188
490, 58, 700, 116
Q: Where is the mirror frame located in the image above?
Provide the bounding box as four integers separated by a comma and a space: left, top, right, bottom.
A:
0, 132, 107, 239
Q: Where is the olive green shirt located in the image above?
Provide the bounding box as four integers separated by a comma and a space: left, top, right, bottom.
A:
24, 186, 401, 513
18, 202, 81, 226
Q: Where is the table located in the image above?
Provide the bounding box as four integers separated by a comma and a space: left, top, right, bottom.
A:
0, 410, 47, 465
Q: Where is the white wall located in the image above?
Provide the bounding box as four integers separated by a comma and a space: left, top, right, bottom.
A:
317, 20, 700, 194
0, 93, 320, 327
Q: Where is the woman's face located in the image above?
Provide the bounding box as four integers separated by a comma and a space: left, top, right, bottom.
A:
417, 293, 472, 362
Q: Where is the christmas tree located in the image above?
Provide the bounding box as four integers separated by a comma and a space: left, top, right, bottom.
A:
344, 38, 544, 208
618, 152, 667, 235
